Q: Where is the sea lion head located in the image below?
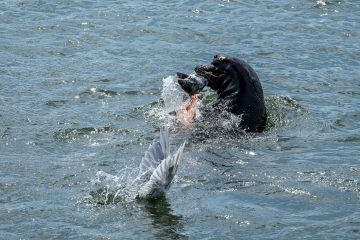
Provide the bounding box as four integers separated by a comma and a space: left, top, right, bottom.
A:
195, 54, 239, 91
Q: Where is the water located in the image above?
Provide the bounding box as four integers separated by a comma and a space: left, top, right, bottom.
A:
1, 0, 359, 239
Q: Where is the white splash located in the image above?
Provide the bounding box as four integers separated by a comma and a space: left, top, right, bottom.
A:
146, 75, 202, 128
316, 0, 326, 6
161, 75, 186, 116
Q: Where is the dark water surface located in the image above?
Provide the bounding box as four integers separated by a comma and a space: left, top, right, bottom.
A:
1, 0, 359, 239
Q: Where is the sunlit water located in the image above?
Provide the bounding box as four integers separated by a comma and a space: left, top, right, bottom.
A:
1, 0, 359, 239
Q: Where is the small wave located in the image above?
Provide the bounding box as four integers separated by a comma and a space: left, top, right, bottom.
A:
122, 88, 160, 96
282, 187, 312, 196
45, 100, 68, 108
313, 0, 344, 13
75, 87, 119, 100
53, 127, 129, 142
298, 169, 360, 194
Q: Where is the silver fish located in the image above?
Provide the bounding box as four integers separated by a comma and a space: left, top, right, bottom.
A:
177, 72, 208, 96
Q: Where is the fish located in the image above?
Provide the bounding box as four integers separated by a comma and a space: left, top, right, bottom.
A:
177, 72, 208, 96
135, 127, 186, 199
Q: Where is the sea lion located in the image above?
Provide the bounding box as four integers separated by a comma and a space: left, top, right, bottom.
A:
177, 54, 267, 132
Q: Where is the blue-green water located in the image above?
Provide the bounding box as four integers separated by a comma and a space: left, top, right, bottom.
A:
1, 0, 359, 239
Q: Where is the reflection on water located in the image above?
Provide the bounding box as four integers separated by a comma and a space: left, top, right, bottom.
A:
139, 197, 187, 240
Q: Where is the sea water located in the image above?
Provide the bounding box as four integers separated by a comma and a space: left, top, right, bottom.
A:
1, 0, 359, 239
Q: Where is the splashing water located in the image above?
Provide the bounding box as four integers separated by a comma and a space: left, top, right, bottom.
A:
145, 75, 201, 129
159, 75, 248, 137
145, 75, 309, 143
87, 168, 140, 205
161, 75, 186, 114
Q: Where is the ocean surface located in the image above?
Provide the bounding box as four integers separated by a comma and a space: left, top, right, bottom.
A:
1, 0, 359, 239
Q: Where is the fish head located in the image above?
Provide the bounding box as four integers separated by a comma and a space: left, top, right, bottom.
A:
177, 72, 208, 96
